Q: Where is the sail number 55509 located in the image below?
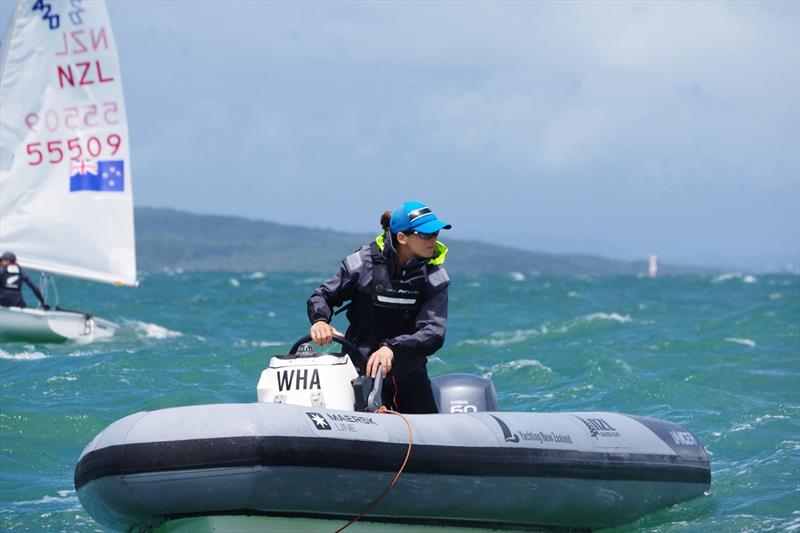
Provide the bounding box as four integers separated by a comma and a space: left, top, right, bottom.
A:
26, 134, 122, 166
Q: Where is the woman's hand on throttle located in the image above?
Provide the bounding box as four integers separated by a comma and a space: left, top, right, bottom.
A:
366, 346, 394, 379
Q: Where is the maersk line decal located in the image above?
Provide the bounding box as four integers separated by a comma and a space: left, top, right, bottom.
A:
306, 412, 378, 433
306, 412, 331, 430
575, 416, 620, 439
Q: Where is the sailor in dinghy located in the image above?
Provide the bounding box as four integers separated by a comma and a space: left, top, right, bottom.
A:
0, 251, 49, 310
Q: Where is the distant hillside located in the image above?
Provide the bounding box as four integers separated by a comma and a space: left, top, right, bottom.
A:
134, 207, 708, 275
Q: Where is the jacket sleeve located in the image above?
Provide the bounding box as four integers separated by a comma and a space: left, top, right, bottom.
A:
306, 251, 362, 324
22, 271, 46, 305
384, 274, 449, 358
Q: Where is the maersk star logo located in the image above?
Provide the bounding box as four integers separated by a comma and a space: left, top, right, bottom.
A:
306, 412, 330, 430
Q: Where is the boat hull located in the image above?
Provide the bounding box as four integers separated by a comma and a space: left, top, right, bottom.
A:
0, 306, 117, 343
75, 403, 710, 530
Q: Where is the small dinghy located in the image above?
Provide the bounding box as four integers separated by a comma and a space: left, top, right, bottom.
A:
0, 306, 117, 343
0, 0, 138, 343
75, 335, 711, 531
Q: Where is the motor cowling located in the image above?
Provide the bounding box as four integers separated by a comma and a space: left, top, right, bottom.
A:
257, 345, 359, 410
431, 373, 499, 413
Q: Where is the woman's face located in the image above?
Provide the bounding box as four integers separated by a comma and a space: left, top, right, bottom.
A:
398, 230, 438, 259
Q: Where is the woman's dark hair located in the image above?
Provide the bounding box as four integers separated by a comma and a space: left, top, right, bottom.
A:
380, 210, 400, 246
380, 211, 392, 232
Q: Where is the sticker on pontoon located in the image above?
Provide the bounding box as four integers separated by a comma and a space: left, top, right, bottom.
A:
574, 416, 620, 439
669, 430, 697, 446
305, 412, 378, 433
306, 412, 331, 430
490, 416, 574, 445
277, 369, 321, 391
490, 415, 520, 443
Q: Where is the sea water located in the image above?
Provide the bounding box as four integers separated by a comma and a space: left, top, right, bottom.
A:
0, 271, 798, 532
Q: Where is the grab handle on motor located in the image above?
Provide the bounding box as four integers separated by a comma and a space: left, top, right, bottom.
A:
289, 334, 366, 375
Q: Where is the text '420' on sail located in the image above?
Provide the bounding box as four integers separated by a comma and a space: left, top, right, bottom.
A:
0, 0, 137, 287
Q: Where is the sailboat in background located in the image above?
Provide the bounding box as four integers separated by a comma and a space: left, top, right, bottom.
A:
0, 0, 136, 342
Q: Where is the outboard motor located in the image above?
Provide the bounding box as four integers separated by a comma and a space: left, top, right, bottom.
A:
257, 337, 360, 410
257, 335, 382, 411
432, 373, 499, 413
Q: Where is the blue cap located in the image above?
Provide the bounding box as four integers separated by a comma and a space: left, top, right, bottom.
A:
389, 201, 452, 234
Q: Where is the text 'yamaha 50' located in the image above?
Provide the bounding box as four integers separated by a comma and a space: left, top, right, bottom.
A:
75, 335, 711, 531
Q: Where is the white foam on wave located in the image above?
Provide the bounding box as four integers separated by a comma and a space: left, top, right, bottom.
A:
0, 349, 47, 360
132, 321, 183, 340
567, 291, 579, 298
769, 293, 783, 300
458, 327, 546, 347
229, 278, 240, 287
247, 271, 266, 280
467, 281, 481, 288
614, 358, 633, 374
509, 272, 525, 282
10, 488, 79, 508
582, 312, 633, 324
481, 359, 553, 378
712, 272, 758, 284
754, 414, 790, 423
235, 339, 283, 348
46, 374, 77, 383
725, 337, 756, 348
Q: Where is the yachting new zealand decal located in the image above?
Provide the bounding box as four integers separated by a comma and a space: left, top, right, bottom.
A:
490, 415, 520, 443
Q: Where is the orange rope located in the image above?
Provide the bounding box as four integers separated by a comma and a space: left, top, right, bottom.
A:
334, 406, 413, 533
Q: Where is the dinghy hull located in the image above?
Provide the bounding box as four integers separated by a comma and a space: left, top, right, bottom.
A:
0, 306, 117, 343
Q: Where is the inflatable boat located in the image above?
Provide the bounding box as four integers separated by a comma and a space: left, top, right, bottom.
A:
75, 336, 710, 531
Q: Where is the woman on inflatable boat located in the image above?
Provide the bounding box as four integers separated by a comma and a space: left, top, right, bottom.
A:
308, 201, 451, 414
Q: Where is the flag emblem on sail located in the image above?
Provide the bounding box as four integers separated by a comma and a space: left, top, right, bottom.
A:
69, 160, 124, 192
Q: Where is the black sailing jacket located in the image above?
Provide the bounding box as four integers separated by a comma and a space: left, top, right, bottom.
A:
307, 233, 450, 379
0, 264, 46, 308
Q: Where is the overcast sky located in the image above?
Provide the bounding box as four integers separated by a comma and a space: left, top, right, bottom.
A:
2, 0, 798, 271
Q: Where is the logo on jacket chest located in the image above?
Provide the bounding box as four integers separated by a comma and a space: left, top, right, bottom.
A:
374, 284, 418, 296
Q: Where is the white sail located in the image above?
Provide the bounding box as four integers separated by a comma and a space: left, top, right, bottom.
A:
0, 0, 136, 286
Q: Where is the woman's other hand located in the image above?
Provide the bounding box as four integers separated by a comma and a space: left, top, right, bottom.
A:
310, 321, 342, 345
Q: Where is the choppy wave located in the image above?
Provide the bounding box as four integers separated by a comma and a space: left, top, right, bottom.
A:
508, 272, 526, 282
130, 321, 183, 339
235, 339, 283, 348
480, 358, 553, 378
725, 337, 756, 348
8, 489, 80, 511
229, 278, 241, 287
581, 312, 633, 323
712, 273, 758, 284
458, 327, 546, 347
0, 349, 47, 361
247, 272, 266, 280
